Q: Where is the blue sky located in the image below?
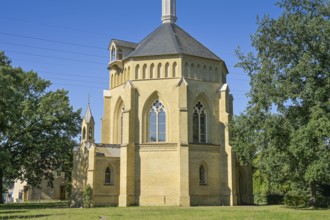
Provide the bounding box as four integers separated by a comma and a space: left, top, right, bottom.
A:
0, 0, 281, 142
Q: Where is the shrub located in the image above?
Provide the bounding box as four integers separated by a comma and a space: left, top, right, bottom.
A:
83, 185, 93, 208
315, 196, 330, 208
284, 195, 309, 207
266, 194, 284, 205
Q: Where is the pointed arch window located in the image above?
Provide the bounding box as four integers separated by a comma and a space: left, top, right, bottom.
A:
82, 127, 86, 140
104, 167, 111, 184
193, 101, 207, 143
199, 164, 207, 185
120, 107, 124, 144
88, 127, 93, 140
149, 99, 166, 142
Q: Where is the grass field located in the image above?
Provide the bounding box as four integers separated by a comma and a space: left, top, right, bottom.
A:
0, 201, 329, 220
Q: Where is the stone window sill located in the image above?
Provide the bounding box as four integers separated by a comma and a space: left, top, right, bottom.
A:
104, 183, 114, 186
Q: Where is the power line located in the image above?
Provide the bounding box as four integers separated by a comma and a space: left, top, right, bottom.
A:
0, 32, 105, 50
47, 76, 107, 85
0, 16, 110, 37
50, 82, 106, 90
5, 50, 104, 65
0, 41, 107, 59
36, 70, 108, 80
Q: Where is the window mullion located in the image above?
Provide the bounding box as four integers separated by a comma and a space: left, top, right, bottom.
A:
198, 112, 201, 143
156, 111, 159, 142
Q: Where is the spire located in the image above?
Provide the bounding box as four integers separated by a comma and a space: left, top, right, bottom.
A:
162, 0, 177, 24
84, 104, 94, 124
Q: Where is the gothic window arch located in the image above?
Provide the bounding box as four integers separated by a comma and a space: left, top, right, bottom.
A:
193, 101, 207, 143
143, 64, 147, 79
157, 63, 162, 78
124, 68, 127, 82
135, 65, 140, 80
128, 67, 131, 80
119, 106, 124, 144
111, 46, 116, 62
150, 64, 155, 79
148, 99, 166, 142
111, 74, 114, 88
104, 167, 114, 185
215, 68, 219, 82
116, 73, 120, 86
165, 63, 170, 78
189, 64, 194, 78
197, 64, 201, 79
114, 100, 125, 144
199, 163, 208, 185
209, 67, 214, 82
82, 127, 86, 140
89, 127, 93, 140
184, 62, 188, 78
172, 62, 177, 77
203, 66, 207, 81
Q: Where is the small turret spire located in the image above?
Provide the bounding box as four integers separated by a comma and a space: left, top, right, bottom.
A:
162, 0, 177, 24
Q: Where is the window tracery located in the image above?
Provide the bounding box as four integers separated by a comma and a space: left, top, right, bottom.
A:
193, 101, 207, 143
105, 167, 111, 184
149, 99, 166, 142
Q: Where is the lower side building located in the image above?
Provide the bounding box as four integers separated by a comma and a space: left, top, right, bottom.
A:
12, 173, 67, 202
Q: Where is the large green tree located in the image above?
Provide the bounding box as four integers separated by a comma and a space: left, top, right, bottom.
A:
0, 51, 81, 203
231, 0, 330, 206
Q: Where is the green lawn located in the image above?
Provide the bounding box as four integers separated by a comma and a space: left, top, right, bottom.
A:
0, 202, 329, 220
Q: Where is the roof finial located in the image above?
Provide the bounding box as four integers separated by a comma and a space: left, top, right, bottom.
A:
162, 0, 177, 24
88, 94, 90, 105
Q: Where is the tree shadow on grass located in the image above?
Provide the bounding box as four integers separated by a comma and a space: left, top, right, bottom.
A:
0, 214, 55, 219
0, 210, 27, 215
0, 201, 68, 210
284, 206, 329, 211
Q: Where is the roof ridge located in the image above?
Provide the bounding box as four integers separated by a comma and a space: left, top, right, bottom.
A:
168, 24, 182, 54
111, 39, 138, 45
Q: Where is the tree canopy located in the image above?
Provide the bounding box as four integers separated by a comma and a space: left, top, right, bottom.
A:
0, 51, 81, 203
231, 0, 330, 206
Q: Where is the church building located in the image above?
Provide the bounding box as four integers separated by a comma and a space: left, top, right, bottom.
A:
71, 0, 253, 207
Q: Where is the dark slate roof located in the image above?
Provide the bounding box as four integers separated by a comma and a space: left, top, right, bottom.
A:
95, 144, 121, 157
127, 23, 221, 61
95, 144, 121, 148
111, 39, 138, 49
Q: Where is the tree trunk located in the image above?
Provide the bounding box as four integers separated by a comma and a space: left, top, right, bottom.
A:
309, 181, 317, 207
0, 169, 3, 204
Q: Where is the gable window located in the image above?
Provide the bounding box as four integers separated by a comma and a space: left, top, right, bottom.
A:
117, 49, 123, 60
105, 167, 111, 184
111, 47, 116, 61
193, 101, 207, 143
149, 99, 166, 142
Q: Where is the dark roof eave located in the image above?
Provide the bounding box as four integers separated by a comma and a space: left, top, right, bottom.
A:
123, 53, 223, 63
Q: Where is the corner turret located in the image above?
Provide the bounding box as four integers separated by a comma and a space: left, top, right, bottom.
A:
81, 104, 95, 143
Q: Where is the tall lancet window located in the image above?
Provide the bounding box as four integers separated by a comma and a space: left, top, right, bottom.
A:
193, 101, 207, 143
149, 99, 166, 142
104, 167, 111, 184
199, 164, 207, 185
120, 106, 124, 144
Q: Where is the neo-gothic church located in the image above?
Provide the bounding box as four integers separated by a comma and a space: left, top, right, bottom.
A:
71, 0, 253, 207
